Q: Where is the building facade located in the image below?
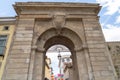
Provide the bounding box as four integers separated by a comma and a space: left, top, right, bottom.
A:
0, 17, 15, 79
0, 2, 118, 80
60, 55, 72, 80
45, 57, 52, 80
0, 17, 52, 80
107, 42, 120, 79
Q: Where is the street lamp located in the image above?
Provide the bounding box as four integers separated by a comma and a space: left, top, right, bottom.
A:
58, 53, 62, 75
58, 53, 61, 60
57, 47, 62, 80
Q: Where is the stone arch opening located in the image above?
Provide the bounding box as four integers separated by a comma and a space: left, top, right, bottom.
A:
33, 28, 88, 80
36, 28, 82, 50
44, 36, 76, 80
45, 44, 72, 80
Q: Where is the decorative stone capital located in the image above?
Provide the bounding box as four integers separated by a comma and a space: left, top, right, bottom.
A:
31, 45, 37, 50
36, 48, 45, 53
75, 44, 88, 52
82, 44, 88, 49
74, 47, 83, 52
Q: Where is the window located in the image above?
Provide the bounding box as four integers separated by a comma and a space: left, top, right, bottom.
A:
0, 35, 7, 56
3, 26, 9, 30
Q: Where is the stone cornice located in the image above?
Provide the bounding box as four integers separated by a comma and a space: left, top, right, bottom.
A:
0, 21, 15, 25
19, 14, 98, 21
15, 2, 100, 8
13, 2, 101, 16
0, 17, 16, 25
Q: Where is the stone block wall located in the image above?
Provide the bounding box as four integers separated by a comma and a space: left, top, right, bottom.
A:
83, 18, 116, 80
2, 18, 34, 80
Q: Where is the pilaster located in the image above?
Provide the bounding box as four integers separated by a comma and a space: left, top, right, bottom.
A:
83, 18, 116, 80
74, 45, 89, 80
32, 48, 45, 80
2, 17, 35, 80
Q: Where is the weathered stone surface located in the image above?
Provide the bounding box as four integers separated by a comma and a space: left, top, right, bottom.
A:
7, 69, 28, 74
91, 56, 108, 61
9, 53, 30, 58
86, 36, 104, 41
5, 74, 27, 80
9, 59, 28, 63
15, 33, 33, 38
89, 48, 105, 53
88, 44, 105, 48
7, 63, 29, 69
13, 41, 32, 45
16, 31, 33, 34
93, 66, 109, 71
92, 61, 110, 66
12, 45, 31, 49
87, 41, 104, 44
90, 52, 106, 56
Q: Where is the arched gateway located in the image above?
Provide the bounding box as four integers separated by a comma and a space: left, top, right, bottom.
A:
2, 2, 116, 80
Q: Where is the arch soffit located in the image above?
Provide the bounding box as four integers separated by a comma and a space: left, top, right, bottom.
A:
35, 26, 84, 44
44, 36, 74, 52
36, 27, 83, 51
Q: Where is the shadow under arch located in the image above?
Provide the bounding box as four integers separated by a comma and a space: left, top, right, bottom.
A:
44, 36, 74, 53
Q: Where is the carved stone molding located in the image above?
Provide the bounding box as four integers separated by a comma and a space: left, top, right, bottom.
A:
31, 45, 37, 50
53, 15, 66, 35
36, 47, 45, 53
82, 44, 88, 49
75, 44, 88, 52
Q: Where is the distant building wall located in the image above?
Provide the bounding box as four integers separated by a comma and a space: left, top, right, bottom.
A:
0, 18, 15, 80
107, 42, 120, 79
45, 57, 52, 79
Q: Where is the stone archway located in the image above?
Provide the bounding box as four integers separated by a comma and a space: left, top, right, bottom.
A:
32, 28, 88, 80
2, 2, 116, 80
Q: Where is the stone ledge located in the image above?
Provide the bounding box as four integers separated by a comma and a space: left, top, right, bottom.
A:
5, 74, 27, 80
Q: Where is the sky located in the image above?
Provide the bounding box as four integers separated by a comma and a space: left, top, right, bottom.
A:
0, 0, 120, 76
